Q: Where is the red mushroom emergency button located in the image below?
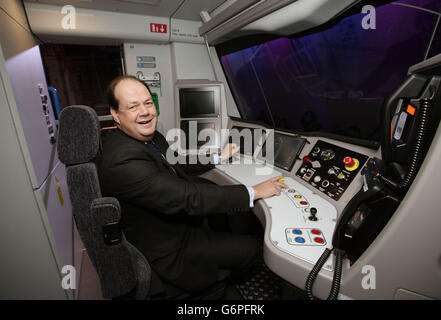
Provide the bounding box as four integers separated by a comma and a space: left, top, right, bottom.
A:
343, 156, 359, 171
343, 156, 354, 167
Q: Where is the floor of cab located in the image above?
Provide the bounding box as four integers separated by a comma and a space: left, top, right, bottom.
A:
225, 255, 308, 300
78, 249, 308, 300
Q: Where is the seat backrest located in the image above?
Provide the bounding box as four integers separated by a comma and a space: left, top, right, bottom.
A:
57, 105, 151, 299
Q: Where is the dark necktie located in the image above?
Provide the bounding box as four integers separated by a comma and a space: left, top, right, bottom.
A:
146, 140, 165, 159
146, 141, 177, 175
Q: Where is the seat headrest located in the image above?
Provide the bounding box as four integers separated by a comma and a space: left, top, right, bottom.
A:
57, 105, 101, 165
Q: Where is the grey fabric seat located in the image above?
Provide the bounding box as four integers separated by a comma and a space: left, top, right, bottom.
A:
57, 105, 234, 300
57, 105, 151, 299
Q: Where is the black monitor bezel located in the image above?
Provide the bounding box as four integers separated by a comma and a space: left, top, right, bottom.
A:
179, 86, 220, 118
257, 131, 306, 172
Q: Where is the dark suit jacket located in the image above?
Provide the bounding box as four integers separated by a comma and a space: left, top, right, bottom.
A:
98, 129, 250, 294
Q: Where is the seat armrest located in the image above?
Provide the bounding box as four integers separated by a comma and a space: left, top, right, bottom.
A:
90, 197, 122, 245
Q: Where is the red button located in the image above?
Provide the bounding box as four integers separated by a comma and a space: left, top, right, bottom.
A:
311, 229, 321, 235
303, 155, 310, 163
343, 156, 355, 167
314, 237, 324, 244
300, 201, 308, 205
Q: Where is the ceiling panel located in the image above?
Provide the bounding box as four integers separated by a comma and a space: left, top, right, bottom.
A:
172, 0, 226, 21
25, 0, 182, 18
24, 0, 228, 21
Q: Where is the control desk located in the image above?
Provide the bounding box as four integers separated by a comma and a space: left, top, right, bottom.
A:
201, 130, 378, 297
216, 163, 337, 271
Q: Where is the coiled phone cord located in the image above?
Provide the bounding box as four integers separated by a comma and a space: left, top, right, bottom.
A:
305, 248, 344, 300
380, 97, 431, 191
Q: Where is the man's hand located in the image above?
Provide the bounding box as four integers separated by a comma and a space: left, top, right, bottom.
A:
221, 143, 240, 162
253, 176, 288, 200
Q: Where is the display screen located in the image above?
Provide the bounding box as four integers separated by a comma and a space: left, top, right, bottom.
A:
258, 132, 306, 171
179, 88, 217, 118
229, 126, 263, 156
219, 1, 441, 144
180, 120, 218, 149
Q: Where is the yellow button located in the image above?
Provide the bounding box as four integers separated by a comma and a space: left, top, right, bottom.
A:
337, 173, 345, 179
295, 195, 302, 198
278, 178, 285, 183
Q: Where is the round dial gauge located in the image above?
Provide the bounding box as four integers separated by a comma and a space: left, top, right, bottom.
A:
320, 149, 335, 161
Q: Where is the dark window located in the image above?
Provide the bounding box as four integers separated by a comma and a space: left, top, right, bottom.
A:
427, 19, 441, 59
396, 0, 441, 12
220, 1, 439, 143
41, 44, 122, 116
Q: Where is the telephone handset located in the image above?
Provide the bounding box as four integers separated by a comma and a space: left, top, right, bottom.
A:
331, 158, 401, 262
333, 74, 437, 259
305, 74, 440, 300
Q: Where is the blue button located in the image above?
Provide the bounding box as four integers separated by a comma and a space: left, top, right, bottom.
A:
295, 237, 305, 243
292, 229, 302, 235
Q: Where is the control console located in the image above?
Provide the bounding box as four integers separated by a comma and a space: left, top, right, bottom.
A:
296, 140, 368, 200
216, 163, 337, 271
266, 176, 338, 271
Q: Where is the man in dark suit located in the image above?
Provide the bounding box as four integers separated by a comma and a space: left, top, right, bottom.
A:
99, 75, 287, 297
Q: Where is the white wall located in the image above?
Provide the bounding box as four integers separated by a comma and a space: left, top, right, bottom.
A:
0, 46, 67, 299
0, 0, 38, 59
124, 43, 175, 135
171, 42, 215, 80
123, 41, 241, 135
0, 1, 70, 299
172, 42, 240, 118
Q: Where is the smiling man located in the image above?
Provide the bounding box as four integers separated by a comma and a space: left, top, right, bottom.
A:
109, 76, 158, 141
99, 75, 287, 298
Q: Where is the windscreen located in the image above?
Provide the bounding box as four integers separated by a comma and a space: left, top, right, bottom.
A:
220, 1, 441, 143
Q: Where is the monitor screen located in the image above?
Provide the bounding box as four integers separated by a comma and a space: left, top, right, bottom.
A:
180, 120, 219, 150
179, 87, 220, 118
258, 132, 306, 171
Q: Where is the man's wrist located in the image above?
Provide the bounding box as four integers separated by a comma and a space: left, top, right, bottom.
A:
246, 186, 255, 208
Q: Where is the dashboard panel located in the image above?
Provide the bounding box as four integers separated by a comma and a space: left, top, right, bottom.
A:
203, 124, 379, 299
295, 140, 369, 201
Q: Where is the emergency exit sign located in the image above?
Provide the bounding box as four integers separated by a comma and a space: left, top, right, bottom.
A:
150, 23, 167, 34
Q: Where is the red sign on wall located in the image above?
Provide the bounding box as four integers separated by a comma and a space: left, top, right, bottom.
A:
150, 23, 167, 34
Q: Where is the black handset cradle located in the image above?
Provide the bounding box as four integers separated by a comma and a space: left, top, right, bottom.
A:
334, 73, 439, 260
306, 73, 440, 300
332, 158, 401, 263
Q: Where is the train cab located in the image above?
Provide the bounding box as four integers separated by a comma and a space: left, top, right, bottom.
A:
1, 0, 441, 302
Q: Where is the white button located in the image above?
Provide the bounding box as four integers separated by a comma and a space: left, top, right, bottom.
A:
313, 175, 321, 183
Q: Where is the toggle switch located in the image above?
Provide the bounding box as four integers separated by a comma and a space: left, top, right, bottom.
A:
308, 207, 318, 221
